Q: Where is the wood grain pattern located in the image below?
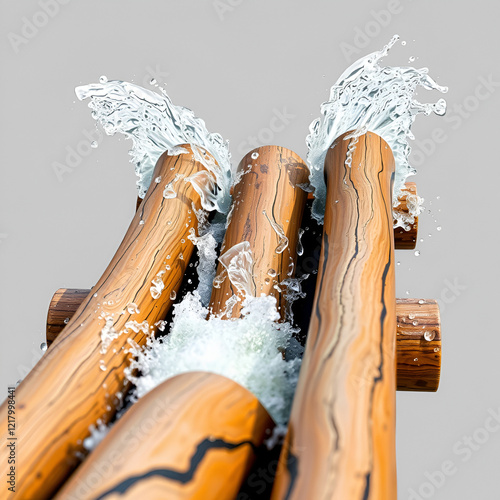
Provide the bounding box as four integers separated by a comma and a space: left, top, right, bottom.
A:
46, 288, 91, 346
0, 145, 216, 500
396, 299, 441, 392
272, 132, 397, 500
53, 372, 274, 500
209, 146, 309, 319
45, 289, 442, 393
308, 181, 418, 250
393, 182, 418, 250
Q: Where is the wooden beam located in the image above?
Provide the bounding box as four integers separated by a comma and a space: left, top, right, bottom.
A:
0, 145, 218, 500
209, 145, 309, 318
272, 132, 397, 499
53, 372, 274, 500
45, 293, 442, 393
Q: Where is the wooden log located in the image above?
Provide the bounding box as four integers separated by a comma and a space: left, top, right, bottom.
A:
53, 372, 274, 500
272, 132, 397, 500
209, 145, 309, 319
0, 144, 218, 500
393, 182, 418, 250
46, 288, 91, 346
396, 299, 441, 392
45, 294, 442, 393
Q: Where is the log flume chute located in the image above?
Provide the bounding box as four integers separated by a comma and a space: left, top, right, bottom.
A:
0, 138, 443, 500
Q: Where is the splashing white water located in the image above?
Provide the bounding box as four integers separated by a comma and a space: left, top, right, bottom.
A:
75, 80, 232, 213
125, 292, 300, 425
307, 35, 447, 223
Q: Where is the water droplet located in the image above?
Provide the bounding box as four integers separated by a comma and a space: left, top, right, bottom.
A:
99, 75, 108, 83
90, 141, 98, 148
127, 303, 140, 314
150, 78, 157, 85
409, 56, 415, 62
40, 342, 47, 352
437, 226, 442, 231
251, 152, 259, 159
418, 299, 425, 304
100, 362, 107, 371
412, 320, 418, 326
267, 268, 277, 277
408, 313, 415, 320
139, 220, 145, 225
155, 176, 162, 183
414, 250, 420, 256
170, 290, 177, 300
397, 261, 401, 266
64, 317, 70, 324
414, 358, 418, 362
94, 293, 98, 297
401, 41, 407, 46
405, 290, 410, 295
424, 331, 436, 341
434, 347, 440, 352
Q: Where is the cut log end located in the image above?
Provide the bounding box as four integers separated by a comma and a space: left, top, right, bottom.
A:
396, 298, 441, 392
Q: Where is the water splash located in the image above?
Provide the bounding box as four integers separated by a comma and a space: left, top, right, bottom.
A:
217, 241, 256, 301
76, 80, 232, 213
307, 35, 447, 223
125, 292, 301, 425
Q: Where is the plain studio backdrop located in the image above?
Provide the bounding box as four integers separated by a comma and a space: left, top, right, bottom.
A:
1, 1, 498, 498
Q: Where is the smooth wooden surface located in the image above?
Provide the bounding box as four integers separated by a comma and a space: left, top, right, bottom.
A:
0, 145, 215, 500
46, 288, 91, 346
272, 132, 397, 500
54, 372, 274, 500
393, 182, 418, 250
396, 299, 441, 392
209, 146, 309, 319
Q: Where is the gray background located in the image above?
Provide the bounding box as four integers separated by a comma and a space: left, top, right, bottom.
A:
1, 0, 498, 498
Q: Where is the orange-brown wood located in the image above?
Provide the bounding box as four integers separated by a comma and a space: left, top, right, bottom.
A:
272, 132, 397, 500
393, 182, 418, 249
0, 145, 218, 500
209, 146, 309, 319
396, 299, 441, 392
46, 288, 91, 346
54, 372, 274, 500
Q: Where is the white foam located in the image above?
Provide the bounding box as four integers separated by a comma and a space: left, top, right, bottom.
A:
306, 35, 447, 224
76, 81, 232, 213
